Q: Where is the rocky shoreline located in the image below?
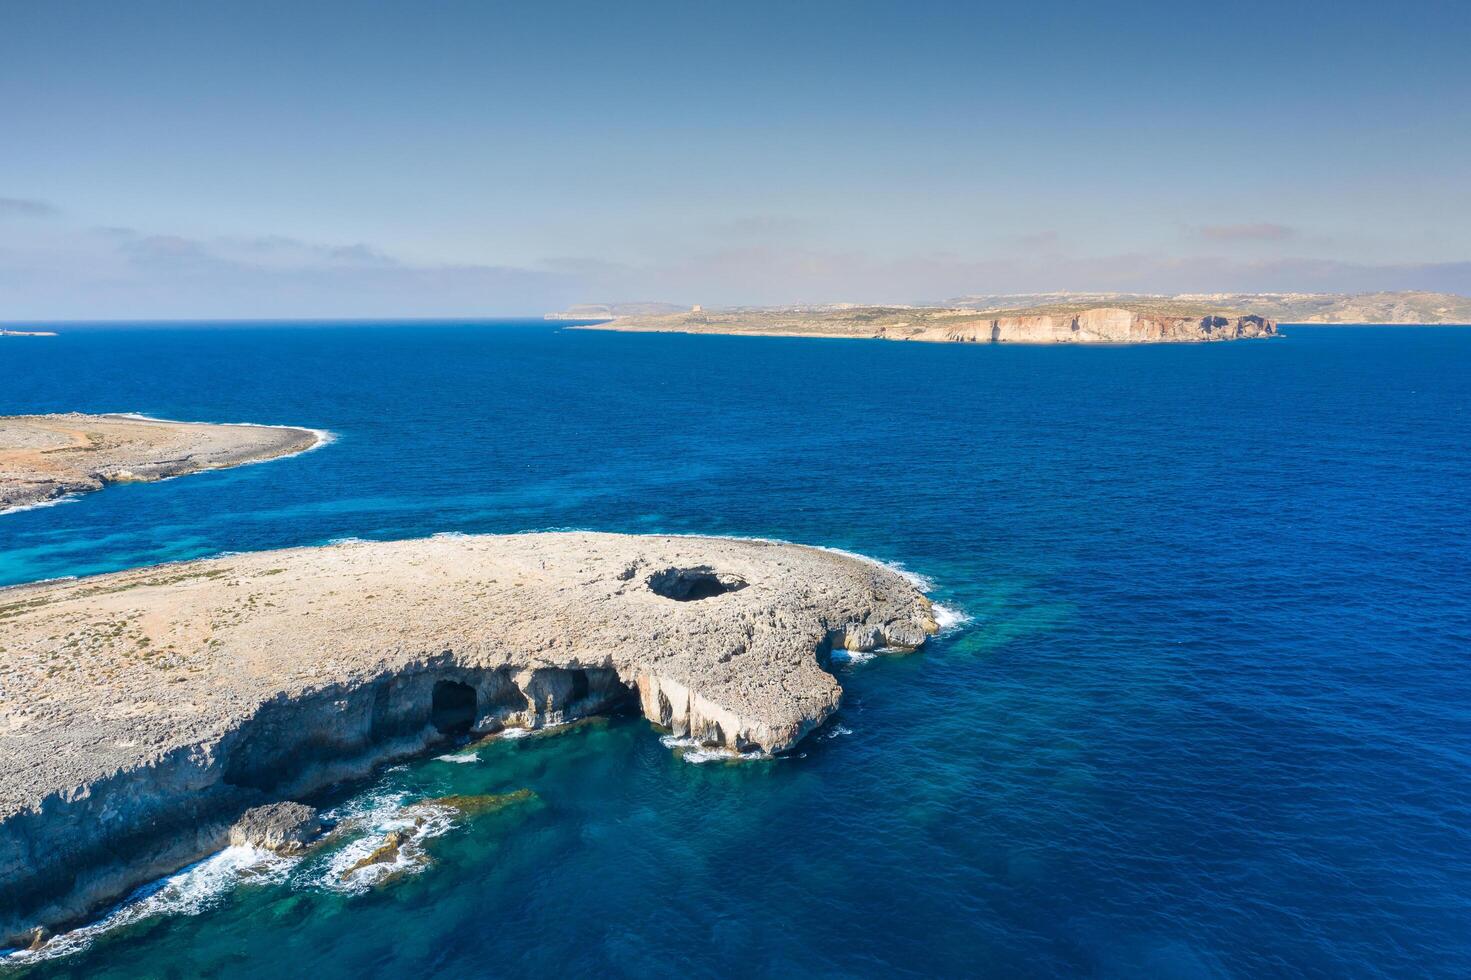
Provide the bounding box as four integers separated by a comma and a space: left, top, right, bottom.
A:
0, 413, 325, 513
0, 532, 937, 945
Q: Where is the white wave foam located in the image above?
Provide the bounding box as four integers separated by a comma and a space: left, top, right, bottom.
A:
932, 602, 973, 633
830, 648, 878, 666
815, 547, 935, 591
435, 751, 478, 764
0, 493, 82, 516
315, 790, 456, 895
492, 721, 578, 740
659, 734, 770, 764
823, 724, 854, 739
3, 846, 293, 965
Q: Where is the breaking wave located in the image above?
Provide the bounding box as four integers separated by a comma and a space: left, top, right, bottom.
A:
660, 735, 770, 764
2, 846, 294, 965
0, 493, 82, 516
435, 751, 479, 764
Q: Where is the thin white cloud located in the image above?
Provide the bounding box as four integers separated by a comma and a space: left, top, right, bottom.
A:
0, 226, 576, 319
1011, 230, 1061, 250
1197, 223, 1297, 242
2, 212, 1466, 318
0, 196, 58, 218
549, 246, 1471, 307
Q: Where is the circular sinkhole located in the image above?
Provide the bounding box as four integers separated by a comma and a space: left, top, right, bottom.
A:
646, 566, 748, 601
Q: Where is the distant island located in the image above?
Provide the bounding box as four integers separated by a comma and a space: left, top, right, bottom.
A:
0, 413, 325, 513
569, 304, 1278, 345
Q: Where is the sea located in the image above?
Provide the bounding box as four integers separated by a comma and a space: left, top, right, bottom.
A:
1, 322, 1468, 978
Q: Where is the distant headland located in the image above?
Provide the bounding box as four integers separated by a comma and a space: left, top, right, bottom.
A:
550, 290, 1471, 344
568, 303, 1279, 345
0, 413, 325, 513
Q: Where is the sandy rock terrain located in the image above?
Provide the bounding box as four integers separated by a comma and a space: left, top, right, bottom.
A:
0, 413, 322, 512
0, 531, 936, 942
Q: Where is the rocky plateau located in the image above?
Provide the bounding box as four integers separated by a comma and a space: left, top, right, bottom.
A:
0, 531, 937, 944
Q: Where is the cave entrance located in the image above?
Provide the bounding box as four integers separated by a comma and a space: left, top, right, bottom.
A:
431, 680, 477, 735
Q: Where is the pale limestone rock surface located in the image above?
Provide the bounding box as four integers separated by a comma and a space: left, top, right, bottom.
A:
0, 531, 936, 942
228, 802, 321, 854
0, 413, 322, 512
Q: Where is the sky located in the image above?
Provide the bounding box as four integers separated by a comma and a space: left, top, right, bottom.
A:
2, 0, 1469, 318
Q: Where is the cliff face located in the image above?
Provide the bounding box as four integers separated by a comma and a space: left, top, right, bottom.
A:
578, 306, 1278, 344
0, 532, 936, 943
902, 309, 1278, 344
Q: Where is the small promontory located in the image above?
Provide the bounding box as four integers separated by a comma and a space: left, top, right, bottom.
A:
0, 413, 323, 513
0, 532, 937, 944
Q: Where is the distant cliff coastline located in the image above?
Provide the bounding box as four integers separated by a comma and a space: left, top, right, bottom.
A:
572, 305, 1278, 345
552, 289, 1471, 339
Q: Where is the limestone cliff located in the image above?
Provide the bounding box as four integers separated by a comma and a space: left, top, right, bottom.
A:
0, 532, 936, 943
897, 308, 1276, 344
576, 305, 1277, 344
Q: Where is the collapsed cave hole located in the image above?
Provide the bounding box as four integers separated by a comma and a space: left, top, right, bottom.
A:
646, 566, 748, 601
430, 680, 478, 735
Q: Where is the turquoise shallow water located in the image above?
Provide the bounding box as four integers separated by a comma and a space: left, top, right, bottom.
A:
2, 322, 1469, 978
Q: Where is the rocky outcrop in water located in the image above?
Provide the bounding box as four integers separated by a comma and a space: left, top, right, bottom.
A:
0, 413, 323, 513
228, 803, 322, 854
0, 532, 936, 945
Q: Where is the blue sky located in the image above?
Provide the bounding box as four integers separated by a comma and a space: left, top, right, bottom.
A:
2, 0, 1469, 317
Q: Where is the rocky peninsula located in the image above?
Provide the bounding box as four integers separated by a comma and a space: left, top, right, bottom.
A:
0, 532, 937, 944
0, 413, 324, 513
575, 304, 1277, 344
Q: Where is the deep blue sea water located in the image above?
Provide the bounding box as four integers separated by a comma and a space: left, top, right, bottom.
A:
2, 322, 1468, 978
